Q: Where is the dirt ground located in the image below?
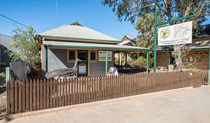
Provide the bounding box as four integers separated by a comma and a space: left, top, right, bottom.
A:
0, 91, 6, 120
2, 85, 209, 123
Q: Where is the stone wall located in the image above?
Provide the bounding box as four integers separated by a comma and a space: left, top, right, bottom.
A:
157, 51, 169, 69
157, 50, 209, 71
182, 50, 208, 70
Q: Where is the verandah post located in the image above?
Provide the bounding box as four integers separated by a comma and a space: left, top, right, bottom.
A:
168, 52, 171, 66
146, 52, 149, 73
105, 51, 108, 75
44, 46, 48, 73
6, 67, 10, 84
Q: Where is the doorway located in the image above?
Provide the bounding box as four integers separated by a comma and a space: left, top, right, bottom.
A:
77, 50, 88, 77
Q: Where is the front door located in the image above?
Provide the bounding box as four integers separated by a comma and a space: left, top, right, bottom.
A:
77, 50, 88, 77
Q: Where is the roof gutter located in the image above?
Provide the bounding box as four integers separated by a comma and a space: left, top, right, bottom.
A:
190, 48, 210, 50
36, 34, 121, 44
43, 44, 151, 51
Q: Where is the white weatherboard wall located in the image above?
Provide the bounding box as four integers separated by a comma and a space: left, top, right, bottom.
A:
158, 21, 192, 46
47, 48, 114, 76
47, 48, 74, 72
90, 61, 113, 76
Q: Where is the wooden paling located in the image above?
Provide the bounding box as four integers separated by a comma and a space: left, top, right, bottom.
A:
7, 71, 204, 114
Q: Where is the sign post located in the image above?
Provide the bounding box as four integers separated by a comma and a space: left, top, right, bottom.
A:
153, 6, 158, 73
153, 5, 196, 73
105, 51, 108, 75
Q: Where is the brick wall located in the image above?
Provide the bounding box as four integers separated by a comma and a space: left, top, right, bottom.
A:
182, 50, 208, 70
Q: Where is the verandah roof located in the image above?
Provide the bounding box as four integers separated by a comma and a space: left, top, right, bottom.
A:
43, 41, 150, 51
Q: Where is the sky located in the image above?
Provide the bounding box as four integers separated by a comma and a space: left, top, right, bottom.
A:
1, 0, 210, 40
0, 0, 138, 40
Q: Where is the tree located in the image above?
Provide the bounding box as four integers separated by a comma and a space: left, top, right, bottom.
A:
102, 0, 210, 70
102, 0, 209, 24
6, 26, 40, 70
135, 13, 164, 48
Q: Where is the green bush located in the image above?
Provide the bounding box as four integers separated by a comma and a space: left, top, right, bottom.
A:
133, 56, 146, 68
149, 58, 154, 67
133, 56, 154, 68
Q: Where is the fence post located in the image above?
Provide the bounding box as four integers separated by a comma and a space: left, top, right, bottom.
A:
6, 67, 10, 84
208, 50, 210, 84
99, 76, 102, 100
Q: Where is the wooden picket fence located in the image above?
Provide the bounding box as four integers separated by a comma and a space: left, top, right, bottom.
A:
6, 71, 203, 114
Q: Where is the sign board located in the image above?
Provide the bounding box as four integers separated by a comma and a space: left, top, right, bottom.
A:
158, 21, 192, 46
98, 51, 112, 61
78, 63, 86, 74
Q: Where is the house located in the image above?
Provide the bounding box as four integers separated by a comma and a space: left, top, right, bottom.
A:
119, 35, 137, 46
36, 22, 150, 77
114, 35, 140, 68
0, 34, 11, 67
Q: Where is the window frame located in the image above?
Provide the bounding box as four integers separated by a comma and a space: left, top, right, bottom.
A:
90, 50, 98, 62
67, 49, 77, 63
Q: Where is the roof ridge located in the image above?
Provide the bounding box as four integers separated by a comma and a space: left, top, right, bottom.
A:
70, 21, 83, 26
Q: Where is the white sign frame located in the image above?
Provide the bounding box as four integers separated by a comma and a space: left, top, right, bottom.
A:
158, 21, 192, 46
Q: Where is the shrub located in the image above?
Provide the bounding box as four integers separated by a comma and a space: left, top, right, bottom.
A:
149, 58, 154, 67
133, 56, 146, 68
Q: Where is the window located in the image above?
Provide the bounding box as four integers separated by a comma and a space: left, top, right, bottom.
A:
67, 50, 76, 62
90, 51, 97, 61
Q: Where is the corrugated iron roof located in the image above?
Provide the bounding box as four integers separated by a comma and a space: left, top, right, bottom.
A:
183, 40, 210, 50
0, 34, 11, 48
155, 46, 174, 51
155, 40, 210, 51
118, 40, 137, 46
39, 21, 119, 42
125, 35, 137, 40
43, 41, 150, 51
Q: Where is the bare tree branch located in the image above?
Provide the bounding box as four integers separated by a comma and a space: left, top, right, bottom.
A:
152, 0, 168, 14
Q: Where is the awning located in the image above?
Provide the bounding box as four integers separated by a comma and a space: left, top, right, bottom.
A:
43, 41, 151, 51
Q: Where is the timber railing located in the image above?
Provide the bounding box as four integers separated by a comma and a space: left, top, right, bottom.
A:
6, 71, 203, 114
